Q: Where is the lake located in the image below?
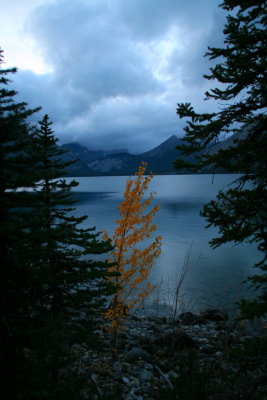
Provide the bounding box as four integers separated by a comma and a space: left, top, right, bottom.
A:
67, 174, 260, 316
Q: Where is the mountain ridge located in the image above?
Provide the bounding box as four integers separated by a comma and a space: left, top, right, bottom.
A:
60, 132, 243, 176
61, 135, 183, 176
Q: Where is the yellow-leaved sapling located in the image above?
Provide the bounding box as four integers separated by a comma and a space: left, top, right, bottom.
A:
103, 162, 161, 345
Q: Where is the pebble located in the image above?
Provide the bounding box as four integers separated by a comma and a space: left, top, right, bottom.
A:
124, 347, 151, 363
122, 376, 130, 384
70, 309, 266, 399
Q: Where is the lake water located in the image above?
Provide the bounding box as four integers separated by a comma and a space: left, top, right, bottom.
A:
68, 174, 260, 316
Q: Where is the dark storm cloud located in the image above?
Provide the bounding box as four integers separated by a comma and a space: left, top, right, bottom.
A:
27, 0, 163, 101
59, 96, 179, 152
118, 0, 219, 39
167, 4, 226, 89
12, 0, 225, 152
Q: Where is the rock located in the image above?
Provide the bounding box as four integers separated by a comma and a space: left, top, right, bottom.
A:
144, 363, 153, 370
178, 311, 199, 325
122, 376, 130, 384
124, 347, 152, 363
126, 388, 143, 400
148, 323, 162, 333
69, 310, 266, 400
153, 330, 195, 351
147, 316, 167, 324
197, 337, 209, 344
168, 369, 180, 379
129, 315, 141, 322
138, 343, 157, 354
239, 335, 254, 343
200, 309, 228, 322
113, 361, 123, 379
127, 340, 140, 348
135, 368, 153, 381
132, 377, 141, 387
95, 367, 111, 376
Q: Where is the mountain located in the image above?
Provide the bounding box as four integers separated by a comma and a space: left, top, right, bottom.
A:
61, 135, 183, 176
86, 152, 139, 175
61, 142, 105, 163
60, 131, 245, 176
139, 135, 197, 174
207, 129, 248, 155
61, 143, 129, 161
141, 135, 181, 159
59, 143, 95, 176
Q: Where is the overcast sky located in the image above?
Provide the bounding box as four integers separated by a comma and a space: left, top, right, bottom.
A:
2, 0, 226, 153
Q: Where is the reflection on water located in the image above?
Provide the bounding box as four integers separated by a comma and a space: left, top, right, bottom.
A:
163, 200, 202, 215
67, 174, 260, 314
71, 192, 115, 204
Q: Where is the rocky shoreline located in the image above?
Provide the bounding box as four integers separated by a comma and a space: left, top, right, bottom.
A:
71, 309, 266, 399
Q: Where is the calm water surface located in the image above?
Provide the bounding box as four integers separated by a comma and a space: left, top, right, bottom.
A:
68, 174, 260, 315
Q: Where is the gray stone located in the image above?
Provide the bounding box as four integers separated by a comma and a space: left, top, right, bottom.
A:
178, 312, 199, 325
112, 361, 123, 379
135, 368, 153, 381
200, 309, 228, 322
124, 347, 152, 363
126, 388, 143, 400
168, 370, 180, 379
149, 323, 162, 333
113, 361, 123, 372
122, 376, 130, 384
153, 330, 195, 351
190, 324, 201, 329
239, 335, 254, 342
144, 363, 153, 370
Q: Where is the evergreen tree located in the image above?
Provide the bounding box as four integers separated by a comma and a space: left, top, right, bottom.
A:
23, 114, 115, 398
0, 47, 114, 398
30, 114, 114, 328
174, 1, 267, 319
0, 48, 41, 399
